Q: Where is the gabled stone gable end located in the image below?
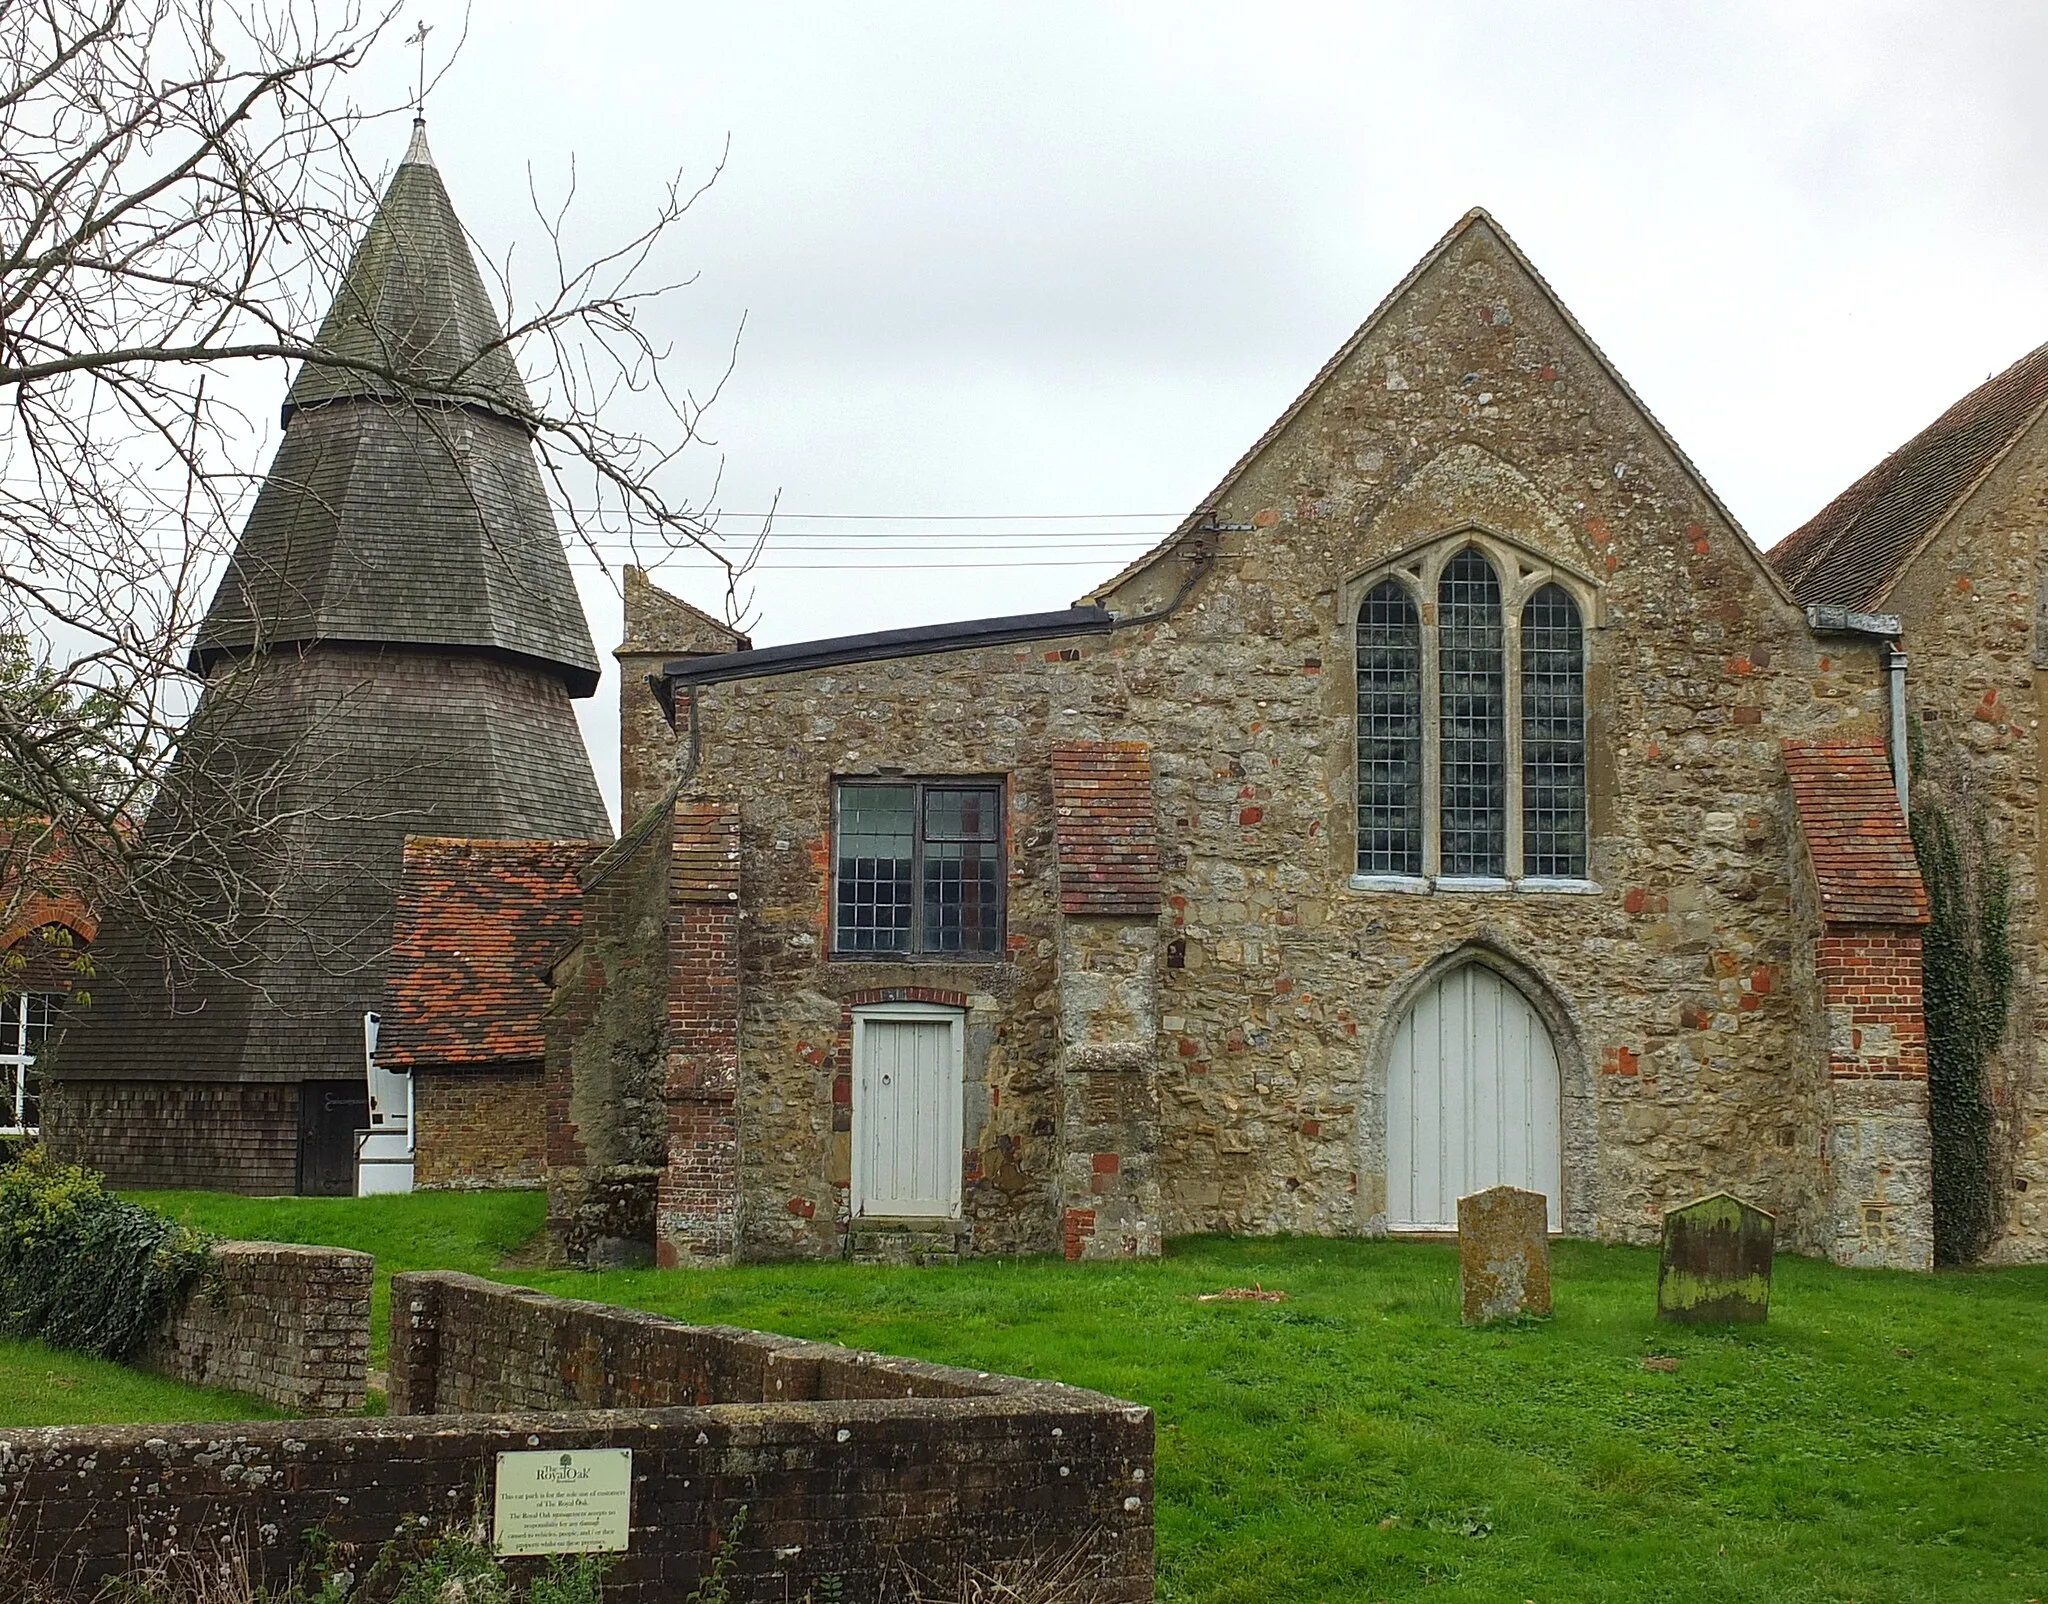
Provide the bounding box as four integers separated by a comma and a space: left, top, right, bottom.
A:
547, 211, 1962, 1271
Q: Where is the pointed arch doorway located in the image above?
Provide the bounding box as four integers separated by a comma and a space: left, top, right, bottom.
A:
1386, 963, 1563, 1231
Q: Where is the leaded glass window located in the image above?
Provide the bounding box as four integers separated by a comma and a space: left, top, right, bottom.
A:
835, 785, 915, 953
1356, 580, 1423, 874
834, 781, 1003, 957
1437, 549, 1507, 877
1521, 584, 1587, 878
920, 788, 1001, 953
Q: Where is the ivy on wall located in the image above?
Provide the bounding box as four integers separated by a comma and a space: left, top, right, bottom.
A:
1908, 802, 2012, 1266
0, 1146, 211, 1359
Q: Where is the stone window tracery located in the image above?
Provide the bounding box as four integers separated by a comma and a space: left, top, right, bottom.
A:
1353, 539, 1591, 889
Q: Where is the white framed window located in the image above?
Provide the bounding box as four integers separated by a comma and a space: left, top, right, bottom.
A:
1353, 537, 1593, 893
1, 992, 55, 1135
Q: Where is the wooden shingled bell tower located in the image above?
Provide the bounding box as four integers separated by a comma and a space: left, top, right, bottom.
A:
45, 122, 613, 1193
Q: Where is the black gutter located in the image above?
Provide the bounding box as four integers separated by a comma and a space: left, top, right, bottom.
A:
657, 605, 1115, 711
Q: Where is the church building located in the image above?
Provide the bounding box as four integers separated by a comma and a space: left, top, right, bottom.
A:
543, 209, 2046, 1274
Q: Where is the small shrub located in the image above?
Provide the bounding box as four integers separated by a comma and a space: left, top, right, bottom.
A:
0, 1147, 212, 1360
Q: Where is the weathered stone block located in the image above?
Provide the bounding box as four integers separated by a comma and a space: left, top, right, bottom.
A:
1657, 1193, 1773, 1324
1457, 1185, 1551, 1324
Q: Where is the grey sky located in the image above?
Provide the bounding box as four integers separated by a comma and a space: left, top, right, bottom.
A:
366, 3, 2048, 824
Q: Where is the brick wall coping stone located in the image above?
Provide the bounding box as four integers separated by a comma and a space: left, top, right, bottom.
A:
389, 1270, 1121, 1413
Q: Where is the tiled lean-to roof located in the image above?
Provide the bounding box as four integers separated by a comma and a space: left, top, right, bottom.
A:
1051, 742, 1162, 917
1781, 741, 1928, 927
380, 836, 593, 1068
1768, 339, 2048, 609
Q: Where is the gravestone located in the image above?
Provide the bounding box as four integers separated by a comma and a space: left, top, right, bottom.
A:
1457, 1185, 1552, 1325
1657, 1193, 1774, 1324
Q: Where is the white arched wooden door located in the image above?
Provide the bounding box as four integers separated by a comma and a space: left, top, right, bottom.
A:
1386, 964, 1562, 1230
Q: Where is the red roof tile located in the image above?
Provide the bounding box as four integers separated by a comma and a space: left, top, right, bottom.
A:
1782, 741, 1928, 927
1052, 742, 1162, 917
1768, 340, 2048, 609
380, 836, 593, 1068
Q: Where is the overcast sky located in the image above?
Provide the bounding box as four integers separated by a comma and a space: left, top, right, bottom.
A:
356, 3, 2048, 827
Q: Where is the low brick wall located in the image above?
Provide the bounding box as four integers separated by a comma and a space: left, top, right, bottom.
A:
2, 1274, 1152, 1601
138, 1241, 371, 1416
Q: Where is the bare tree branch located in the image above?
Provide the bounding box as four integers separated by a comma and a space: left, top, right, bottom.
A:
0, 0, 753, 981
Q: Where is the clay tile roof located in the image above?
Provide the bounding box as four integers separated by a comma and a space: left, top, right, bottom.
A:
1052, 742, 1162, 917
380, 836, 593, 1068
1781, 741, 1928, 927
1768, 339, 2048, 609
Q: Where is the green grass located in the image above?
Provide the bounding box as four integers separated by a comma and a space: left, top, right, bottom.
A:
128, 1187, 548, 1364
0, 1335, 283, 1426
28, 1193, 2048, 1602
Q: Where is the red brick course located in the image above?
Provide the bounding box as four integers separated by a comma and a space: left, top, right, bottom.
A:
1817, 928, 1929, 1081
1052, 742, 1162, 916
659, 802, 743, 1264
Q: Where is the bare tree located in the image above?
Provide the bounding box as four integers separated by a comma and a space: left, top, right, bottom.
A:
0, 0, 749, 969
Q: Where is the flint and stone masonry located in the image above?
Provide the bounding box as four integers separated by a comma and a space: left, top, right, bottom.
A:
553, 209, 1973, 1269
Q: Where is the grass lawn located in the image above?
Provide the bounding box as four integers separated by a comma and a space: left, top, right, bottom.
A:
129, 1187, 549, 1365
0, 1336, 283, 1427
22, 1192, 2042, 1602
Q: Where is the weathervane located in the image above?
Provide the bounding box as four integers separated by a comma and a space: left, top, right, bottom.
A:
405, 19, 433, 115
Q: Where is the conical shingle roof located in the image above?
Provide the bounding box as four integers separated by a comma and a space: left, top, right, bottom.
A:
191, 121, 601, 694
285, 121, 532, 422
46, 125, 612, 1148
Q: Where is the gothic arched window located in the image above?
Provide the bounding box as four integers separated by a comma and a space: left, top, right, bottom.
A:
1353, 544, 1591, 888
1355, 580, 1423, 874
1437, 549, 1507, 877
1521, 584, 1587, 878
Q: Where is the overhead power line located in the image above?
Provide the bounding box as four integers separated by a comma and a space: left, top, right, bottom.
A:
566, 509, 1185, 522
565, 555, 1156, 572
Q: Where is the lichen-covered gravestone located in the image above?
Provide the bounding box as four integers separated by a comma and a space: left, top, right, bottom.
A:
1457, 1185, 1552, 1325
1657, 1193, 1774, 1324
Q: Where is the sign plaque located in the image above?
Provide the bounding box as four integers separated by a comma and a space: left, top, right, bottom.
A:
493, 1448, 633, 1556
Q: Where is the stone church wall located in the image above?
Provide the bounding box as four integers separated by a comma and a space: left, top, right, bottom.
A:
670, 643, 1077, 1260
1884, 413, 2048, 1261
543, 810, 673, 1266
654, 221, 1904, 1260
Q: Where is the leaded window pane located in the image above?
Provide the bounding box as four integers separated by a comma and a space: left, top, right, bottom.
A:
1522, 583, 1587, 878
1438, 549, 1506, 876
922, 788, 1001, 953
835, 785, 914, 953
1356, 580, 1423, 874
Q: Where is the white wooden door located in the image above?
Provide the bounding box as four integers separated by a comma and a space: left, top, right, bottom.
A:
852, 1003, 963, 1219
1386, 964, 1562, 1230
